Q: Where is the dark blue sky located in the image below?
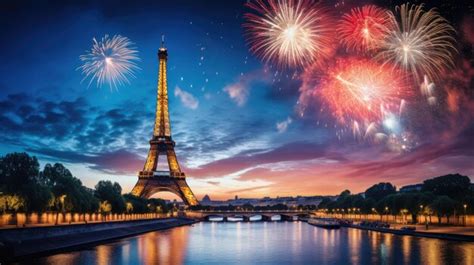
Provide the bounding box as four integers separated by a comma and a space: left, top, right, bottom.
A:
1, 0, 473, 200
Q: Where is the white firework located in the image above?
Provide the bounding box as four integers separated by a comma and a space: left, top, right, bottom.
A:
244, 0, 333, 68
377, 4, 457, 81
78, 35, 140, 89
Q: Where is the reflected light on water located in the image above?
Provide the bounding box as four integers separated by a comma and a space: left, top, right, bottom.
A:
291, 221, 302, 255
236, 222, 242, 253
134, 226, 188, 265
348, 228, 362, 265
121, 244, 130, 264
402, 235, 412, 264
97, 245, 112, 265
423, 239, 442, 265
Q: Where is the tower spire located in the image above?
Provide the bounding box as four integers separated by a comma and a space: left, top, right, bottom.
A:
154, 36, 170, 137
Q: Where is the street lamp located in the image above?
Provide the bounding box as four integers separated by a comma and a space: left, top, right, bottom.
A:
419, 205, 424, 225
55, 194, 67, 225
463, 204, 467, 226
126, 202, 133, 216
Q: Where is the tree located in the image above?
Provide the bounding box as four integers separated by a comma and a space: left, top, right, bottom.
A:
0, 195, 24, 213
99, 201, 112, 221
41, 163, 99, 216
270, 203, 288, 210
0, 153, 51, 213
147, 198, 169, 213
365, 182, 396, 201
23, 182, 52, 213
361, 198, 375, 214
430, 196, 457, 224
403, 192, 434, 223
0, 152, 40, 193
123, 194, 150, 213
463, 196, 474, 214
318, 197, 332, 209
375, 196, 392, 220
422, 174, 471, 200
94, 180, 125, 213
339, 190, 351, 198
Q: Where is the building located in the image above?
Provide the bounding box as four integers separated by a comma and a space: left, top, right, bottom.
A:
198, 195, 327, 207
200, 195, 212, 205
399, 184, 423, 193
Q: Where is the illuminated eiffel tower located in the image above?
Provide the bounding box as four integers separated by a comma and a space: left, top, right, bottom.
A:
131, 39, 199, 206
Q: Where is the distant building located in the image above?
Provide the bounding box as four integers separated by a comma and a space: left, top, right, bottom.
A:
200, 194, 212, 205
399, 184, 423, 193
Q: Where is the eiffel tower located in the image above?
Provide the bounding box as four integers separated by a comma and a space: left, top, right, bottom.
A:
131, 39, 199, 206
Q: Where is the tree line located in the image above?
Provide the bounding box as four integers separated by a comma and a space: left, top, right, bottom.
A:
0, 152, 172, 216
318, 174, 474, 224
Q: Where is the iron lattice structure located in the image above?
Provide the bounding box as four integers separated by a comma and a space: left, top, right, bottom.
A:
131, 43, 199, 206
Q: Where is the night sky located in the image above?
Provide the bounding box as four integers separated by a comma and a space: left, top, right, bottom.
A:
1, 0, 473, 200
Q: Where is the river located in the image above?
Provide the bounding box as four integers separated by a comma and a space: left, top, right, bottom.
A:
18, 222, 474, 264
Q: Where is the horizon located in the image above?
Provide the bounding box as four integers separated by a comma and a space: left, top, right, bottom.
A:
1, 0, 474, 201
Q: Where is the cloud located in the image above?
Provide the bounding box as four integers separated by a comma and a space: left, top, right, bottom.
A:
206, 180, 220, 186
229, 184, 272, 194
186, 141, 346, 178
0, 94, 90, 141
174, 86, 199, 109
0, 93, 151, 174
223, 69, 270, 106
276, 117, 292, 133
26, 147, 144, 175
223, 80, 249, 106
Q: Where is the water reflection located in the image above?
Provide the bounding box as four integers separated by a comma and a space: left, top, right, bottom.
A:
20, 223, 474, 265
402, 234, 412, 264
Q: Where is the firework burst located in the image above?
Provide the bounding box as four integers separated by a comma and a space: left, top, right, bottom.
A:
78, 34, 140, 89
338, 5, 393, 53
243, 0, 333, 68
378, 4, 457, 81
318, 58, 407, 123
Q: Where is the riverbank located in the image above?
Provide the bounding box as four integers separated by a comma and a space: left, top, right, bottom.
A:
347, 223, 474, 242
0, 217, 197, 262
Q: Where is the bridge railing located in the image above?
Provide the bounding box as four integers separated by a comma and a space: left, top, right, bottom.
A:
0, 212, 172, 228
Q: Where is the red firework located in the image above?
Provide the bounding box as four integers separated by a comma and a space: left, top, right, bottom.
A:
337, 5, 393, 53
318, 58, 407, 123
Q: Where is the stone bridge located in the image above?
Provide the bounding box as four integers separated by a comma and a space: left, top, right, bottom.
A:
185, 210, 310, 222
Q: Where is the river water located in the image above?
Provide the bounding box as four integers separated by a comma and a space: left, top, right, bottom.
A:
22, 222, 473, 265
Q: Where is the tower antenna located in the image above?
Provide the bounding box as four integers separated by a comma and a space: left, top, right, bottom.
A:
161, 34, 165, 48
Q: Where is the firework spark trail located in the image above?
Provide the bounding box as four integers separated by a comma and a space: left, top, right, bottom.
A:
338, 5, 393, 53
318, 58, 407, 123
377, 3, 457, 82
243, 0, 333, 68
420, 75, 437, 105
78, 35, 140, 89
